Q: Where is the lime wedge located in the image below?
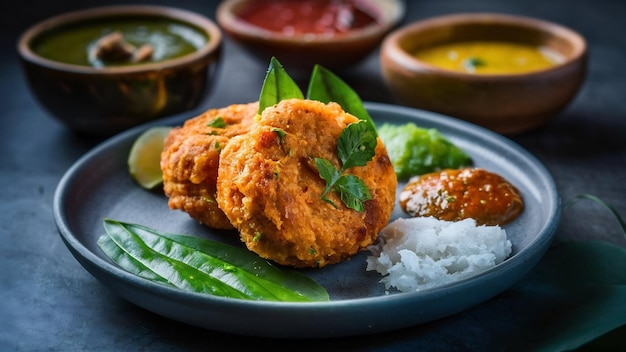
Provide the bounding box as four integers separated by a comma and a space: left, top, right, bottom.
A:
127, 126, 173, 190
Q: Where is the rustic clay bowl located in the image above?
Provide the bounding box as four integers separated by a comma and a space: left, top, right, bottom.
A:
380, 13, 587, 134
217, 0, 405, 73
18, 5, 222, 136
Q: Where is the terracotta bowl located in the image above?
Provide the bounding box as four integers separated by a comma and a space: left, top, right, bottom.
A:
18, 5, 222, 136
380, 13, 587, 134
216, 0, 405, 73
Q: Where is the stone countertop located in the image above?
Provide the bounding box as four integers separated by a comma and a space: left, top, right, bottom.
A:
1, 0, 624, 350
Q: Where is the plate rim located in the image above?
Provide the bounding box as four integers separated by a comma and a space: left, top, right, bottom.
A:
53, 102, 561, 336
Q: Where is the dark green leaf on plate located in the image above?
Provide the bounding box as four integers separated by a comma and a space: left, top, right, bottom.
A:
98, 219, 329, 302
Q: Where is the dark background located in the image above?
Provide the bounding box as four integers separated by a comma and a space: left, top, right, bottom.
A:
1, 0, 625, 350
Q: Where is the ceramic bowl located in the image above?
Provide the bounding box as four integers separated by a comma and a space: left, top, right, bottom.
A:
380, 13, 587, 134
18, 5, 223, 136
216, 0, 405, 73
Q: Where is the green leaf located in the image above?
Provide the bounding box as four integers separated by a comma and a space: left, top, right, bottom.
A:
307, 64, 376, 134
258, 57, 304, 114
337, 121, 377, 170
102, 219, 252, 299
564, 194, 626, 239
97, 234, 174, 287
315, 157, 341, 208
161, 233, 329, 301
99, 219, 329, 302
506, 240, 626, 351
207, 116, 226, 128
314, 121, 376, 212
334, 174, 372, 212
463, 57, 487, 72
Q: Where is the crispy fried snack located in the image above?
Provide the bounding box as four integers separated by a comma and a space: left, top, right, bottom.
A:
160, 102, 258, 229
216, 99, 397, 267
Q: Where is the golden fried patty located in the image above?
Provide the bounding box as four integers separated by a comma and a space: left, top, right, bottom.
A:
216, 99, 397, 268
160, 102, 258, 229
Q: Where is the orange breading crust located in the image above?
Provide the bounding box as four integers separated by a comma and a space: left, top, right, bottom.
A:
160, 102, 258, 229
216, 99, 397, 268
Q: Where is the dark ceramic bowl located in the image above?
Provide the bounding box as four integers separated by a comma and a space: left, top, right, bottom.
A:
380, 13, 587, 134
18, 5, 222, 136
217, 0, 405, 73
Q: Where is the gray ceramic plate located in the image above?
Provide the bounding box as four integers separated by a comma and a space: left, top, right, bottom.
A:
53, 102, 560, 338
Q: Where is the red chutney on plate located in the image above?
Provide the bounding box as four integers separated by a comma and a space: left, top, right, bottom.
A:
236, 0, 379, 36
399, 168, 524, 226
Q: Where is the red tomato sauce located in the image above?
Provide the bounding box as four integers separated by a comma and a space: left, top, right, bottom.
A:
400, 168, 524, 226
236, 0, 379, 36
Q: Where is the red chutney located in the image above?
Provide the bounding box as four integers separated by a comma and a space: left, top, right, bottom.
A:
399, 168, 524, 226
236, 0, 378, 36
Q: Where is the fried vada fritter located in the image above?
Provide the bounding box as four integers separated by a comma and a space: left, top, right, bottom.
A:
160, 102, 258, 229
216, 99, 397, 268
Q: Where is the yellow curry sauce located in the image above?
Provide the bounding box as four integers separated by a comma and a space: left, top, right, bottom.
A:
414, 40, 564, 74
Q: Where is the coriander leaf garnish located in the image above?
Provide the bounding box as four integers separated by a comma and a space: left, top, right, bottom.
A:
258, 57, 304, 114
271, 127, 286, 141
316, 158, 342, 208
463, 57, 486, 73
207, 116, 227, 128
335, 174, 371, 212
257, 57, 377, 212
337, 119, 377, 169
307, 65, 376, 135
316, 120, 376, 212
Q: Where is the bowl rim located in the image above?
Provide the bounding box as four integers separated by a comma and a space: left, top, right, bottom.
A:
17, 5, 222, 75
216, 0, 406, 45
381, 12, 587, 81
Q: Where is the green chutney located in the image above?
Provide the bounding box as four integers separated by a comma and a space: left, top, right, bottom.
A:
31, 16, 208, 67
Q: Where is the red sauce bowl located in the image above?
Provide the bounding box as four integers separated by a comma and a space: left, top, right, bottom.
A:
217, 0, 405, 72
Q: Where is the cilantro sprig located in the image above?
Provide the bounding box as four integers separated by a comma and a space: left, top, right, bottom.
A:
316, 120, 376, 211
258, 57, 378, 212
463, 57, 486, 73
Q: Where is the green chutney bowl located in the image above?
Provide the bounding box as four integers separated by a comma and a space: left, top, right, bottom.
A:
18, 5, 223, 136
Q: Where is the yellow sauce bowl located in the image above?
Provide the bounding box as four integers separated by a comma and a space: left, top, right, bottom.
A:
380, 13, 587, 134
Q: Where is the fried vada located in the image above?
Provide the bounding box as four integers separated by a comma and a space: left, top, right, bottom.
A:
160, 102, 258, 229
216, 99, 397, 268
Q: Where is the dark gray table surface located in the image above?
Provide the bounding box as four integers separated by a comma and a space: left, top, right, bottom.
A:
2, 0, 625, 351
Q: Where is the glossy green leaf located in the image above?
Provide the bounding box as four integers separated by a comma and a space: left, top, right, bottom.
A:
307, 64, 376, 133
510, 240, 626, 351
98, 219, 329, 302
97, 234, 174, 287
160, 232, 329, 301
565, 194, 626, 239
258, 57, 304, 114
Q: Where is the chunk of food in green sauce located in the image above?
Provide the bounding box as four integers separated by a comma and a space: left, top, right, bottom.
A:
31, 17, 208, 67
378, 122, 472, 180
